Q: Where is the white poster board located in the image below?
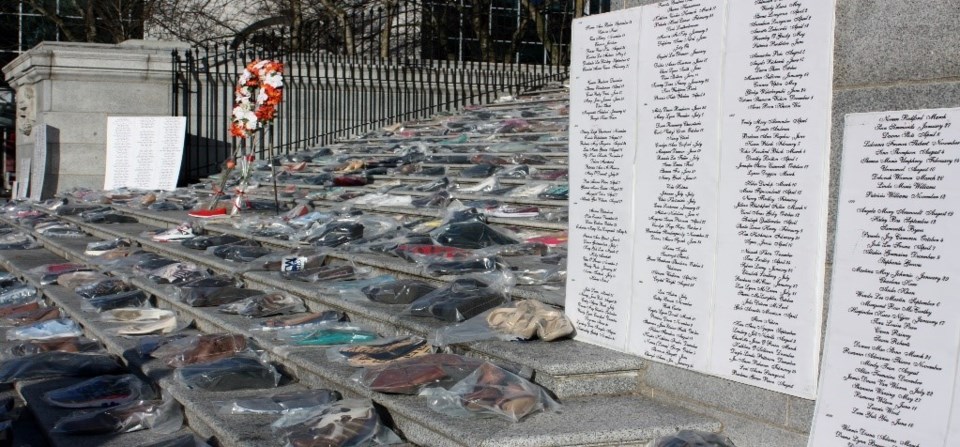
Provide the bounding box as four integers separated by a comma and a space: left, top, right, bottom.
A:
810, 108, 960, 446
30, 123, 46, 201
104, 116, 186, 191
566, 0, 835, 398
15, 157, 30, 200
566, 9, 643, 350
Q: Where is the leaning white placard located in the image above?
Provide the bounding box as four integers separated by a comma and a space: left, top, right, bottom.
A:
105, 116, 186, 191
565, 9, 643, 351
30, 123, 46, 200
16, 157, 30, 200
810, 108, 960, 447
709, 0, 836, 398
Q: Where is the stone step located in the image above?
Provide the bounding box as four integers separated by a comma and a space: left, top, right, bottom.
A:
0, 237, 721, 447
33, 218, 629, 398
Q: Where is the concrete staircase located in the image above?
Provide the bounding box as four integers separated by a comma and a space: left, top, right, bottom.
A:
0, 88, 727, 446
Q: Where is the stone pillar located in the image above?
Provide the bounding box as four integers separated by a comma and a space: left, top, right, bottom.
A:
2, 40, 189, 196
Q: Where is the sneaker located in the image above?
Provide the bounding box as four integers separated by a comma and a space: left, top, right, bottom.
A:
487, 205, 540, 218
151, 223, 195, 242
44, 374, 151, 408
187, 208, 228, 219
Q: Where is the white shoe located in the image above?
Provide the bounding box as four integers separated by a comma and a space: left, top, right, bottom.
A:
151, 223, 194, 242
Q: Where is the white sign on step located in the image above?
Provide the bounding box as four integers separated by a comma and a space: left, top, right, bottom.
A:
105, 116, 186, 191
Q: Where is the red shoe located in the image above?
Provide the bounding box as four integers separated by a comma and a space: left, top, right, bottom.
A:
187, 208, 228, 219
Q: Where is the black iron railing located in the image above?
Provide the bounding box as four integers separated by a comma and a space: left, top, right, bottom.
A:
173, 1, 601, 184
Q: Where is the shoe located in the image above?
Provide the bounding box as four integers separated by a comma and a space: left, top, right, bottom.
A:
44, 374, 151, 408
76, 279, 133, 299
84, 290, 148, 313
361, 279, 437, 305
175, 354, 279, 391
336, 336, 431, 367
116, 315, 178, 336
151, 224, 195, 242
85, 238, 132, 256
488, 205, 540, 218
187, 207, 228, 219
4, 306, 60, 327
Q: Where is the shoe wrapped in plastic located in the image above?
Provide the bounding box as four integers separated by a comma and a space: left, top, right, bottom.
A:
274, 323, 378, 347
0, 285, 38, 306
431, 300, 575, 347
56, 271, 109, 289
258, 311, 349, 331
219, 292, 307, 318
6, 318, 83, 340
152, 333, 249, 367
281, 265, 357, 283
2, 305, 60, 327
76, 278, 134, 298
148, 262, 209, 285
84, 238, 132, 256
430, 221, 519, 249
328, 335, 431, 367
421, 362, 559, 422
0, 300, 41, 318
10, 336, 102, 357
217, 389, 342, 415
82, 290, 149, 313
43, 374, 155, 408
175, 353, 280, 391
361, 279, 437, 305
209, 243, 273, 263
271, 399, 402, 447
181, 234, 241, 250
0, 232, 38, 250
424, 255, 499, 277
357, 353, 484, 395
405, 273, 513, 323
51, 396, 183, 435
651, 430, 737, 447
0, 352, 123, 383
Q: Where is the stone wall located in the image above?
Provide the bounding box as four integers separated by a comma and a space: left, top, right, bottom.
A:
607, 1, 960, 446
3, 40, 189, 197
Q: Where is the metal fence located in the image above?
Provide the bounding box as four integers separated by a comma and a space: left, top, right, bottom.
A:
172, 1, 597, 184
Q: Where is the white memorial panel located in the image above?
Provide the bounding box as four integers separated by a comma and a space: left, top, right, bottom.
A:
811, 108, 960, 447
567, 9, 643, 350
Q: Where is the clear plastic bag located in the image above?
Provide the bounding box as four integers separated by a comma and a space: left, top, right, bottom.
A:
10, 336, 102, 356
357, 353, 485, 395
503, 256, 566, 285
257, 310, 349, 331
141, 433, 212, 447
75, 278, 134, 298
217, 389, 342, 415
175, 353, 280, 391
43, 374, 156, 408
56, 271, 109, 290
421, 362, 559, 422
152, 333, 250, 367
423, 254, 499, 277
275, 323, 379, 347
271, 399, 402, 447
361, 279, 437, 305
6, 318, 82, 340
405, 272, 514, 323
649, 430, 737, 447
101, 308, 181, 336
81, 290, 150, 313
431, 300, 574, 347
0, 285, 38, 306
148, 262, 209, 285
179, 285, 261, 307
0, 352, 123, 383
2, 305, 61, 327
328, 335, 431, 367
218, 292, 307, 318
51, 395, 183, 435
281, 265, 359, 283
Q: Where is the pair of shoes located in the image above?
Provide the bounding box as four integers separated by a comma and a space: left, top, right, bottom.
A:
486, 300, 574, 341
335, 336, 431, 367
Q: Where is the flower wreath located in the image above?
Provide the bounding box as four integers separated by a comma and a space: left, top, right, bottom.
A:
230, 59, 284, 139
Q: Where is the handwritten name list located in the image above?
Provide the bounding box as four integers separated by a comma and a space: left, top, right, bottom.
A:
567, 9, 643, 351
711, 0, 834, 397
630, 0, 725, 370
810, 109, 960, 447
567, 0, 835, 398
